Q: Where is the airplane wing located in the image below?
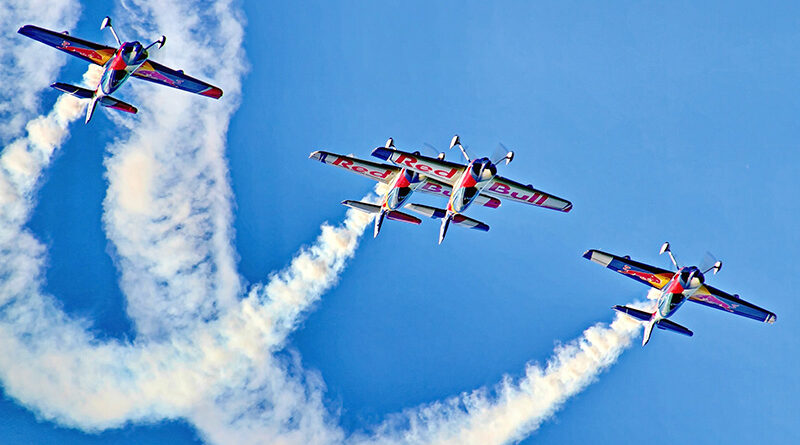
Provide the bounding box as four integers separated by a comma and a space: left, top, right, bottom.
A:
371, 147, 466, 185
417, 177, 502, 209
18, 25, 116, 66
132, 60, 223, 99
483, 176, 572, 212
689, 285, 777, 323
583, 249, 674, 289
309, 151, 400, 184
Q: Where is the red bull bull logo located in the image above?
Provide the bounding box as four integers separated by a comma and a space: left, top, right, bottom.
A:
692, 294, 738, 312
421, 182, 451, 197
488, 183, 549, 205
619, 265, 662, 285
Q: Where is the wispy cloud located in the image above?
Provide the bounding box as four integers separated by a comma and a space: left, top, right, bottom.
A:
101, 0, 247, 338
0, 0, 80, 140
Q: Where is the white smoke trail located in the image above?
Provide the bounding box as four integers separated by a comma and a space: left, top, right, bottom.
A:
0, 2, 656, 444
2, 0, 370, 440
0, 65, 102, 220
100, 0, 246, 339
352, 311, 643, 445
0, 195, 373, 434
0, 0, 80, 140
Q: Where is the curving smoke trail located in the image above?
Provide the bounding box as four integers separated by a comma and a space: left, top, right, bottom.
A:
101, 0, 247, 339
0, 1, 653, 444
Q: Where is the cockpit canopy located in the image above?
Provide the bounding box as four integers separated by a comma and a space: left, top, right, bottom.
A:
679, 267, 704, 286
119, 42, 147, 65
470, 158, 497, 181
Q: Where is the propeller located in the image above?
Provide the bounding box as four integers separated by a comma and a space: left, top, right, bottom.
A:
699, 251, 723, 275
422, 142, 446, 160
491, 142, 514, 166
144, 35, 166, 51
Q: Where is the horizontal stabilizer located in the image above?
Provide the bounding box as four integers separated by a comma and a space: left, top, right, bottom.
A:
342, 200, 381, 214
404, 203, 446, 219
613, 305, 653, 322
404, 203, 489, 231
98, 95, 137, 114
50, 82, 94, 99
385, 210, 421, 225
655, 318, 693, 337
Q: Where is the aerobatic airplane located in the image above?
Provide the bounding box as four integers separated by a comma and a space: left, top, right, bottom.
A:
309, 138, 502, 238
583, 242, 776, 346
18, 17, 222, 123
371, 135, 572, 243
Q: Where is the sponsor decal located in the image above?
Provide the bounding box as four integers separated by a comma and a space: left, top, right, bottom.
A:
332, 156, 392, 180
138, 69, 184, 86
393, 154, 458, 179
488, 183, 548, 205
618, 265, 662, 285
421, 182, 451, 197
60, 41, 104, 63
692, 294, 738, 312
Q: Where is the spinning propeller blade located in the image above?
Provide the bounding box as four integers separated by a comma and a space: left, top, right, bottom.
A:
700, 251, 723, 275
492, 142, 514, 165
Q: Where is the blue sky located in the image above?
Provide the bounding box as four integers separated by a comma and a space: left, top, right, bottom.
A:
1, 0, 798, 443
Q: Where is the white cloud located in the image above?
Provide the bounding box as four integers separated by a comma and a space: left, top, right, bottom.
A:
0, 0, 81, 140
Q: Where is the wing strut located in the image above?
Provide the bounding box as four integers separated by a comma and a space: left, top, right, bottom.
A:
100, 16, 121, 46
660, 242, 680, 270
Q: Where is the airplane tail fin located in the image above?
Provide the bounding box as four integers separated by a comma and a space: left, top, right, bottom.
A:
373, 209, 385, 238
50, 82, 98, 123
341, 200, 421, 238
404, 203, 489, 244
438, 215, 450, 244
50, 83, 137, 123
642, 318, 656, 346
404, 204, 490, 231
612, 305, 693, 346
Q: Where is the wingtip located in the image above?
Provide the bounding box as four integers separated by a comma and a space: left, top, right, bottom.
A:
582, 250, 594, 260
200, 87, 223, 99
371, 147, 392, 161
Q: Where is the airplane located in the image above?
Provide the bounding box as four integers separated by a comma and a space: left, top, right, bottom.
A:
18, 16, 223, 123
583, 242, 776, 346
309, 138, 503, 238
371, 135, 572, 243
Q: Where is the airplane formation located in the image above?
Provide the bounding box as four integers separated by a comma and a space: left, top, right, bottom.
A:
16, 17, 776, 347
